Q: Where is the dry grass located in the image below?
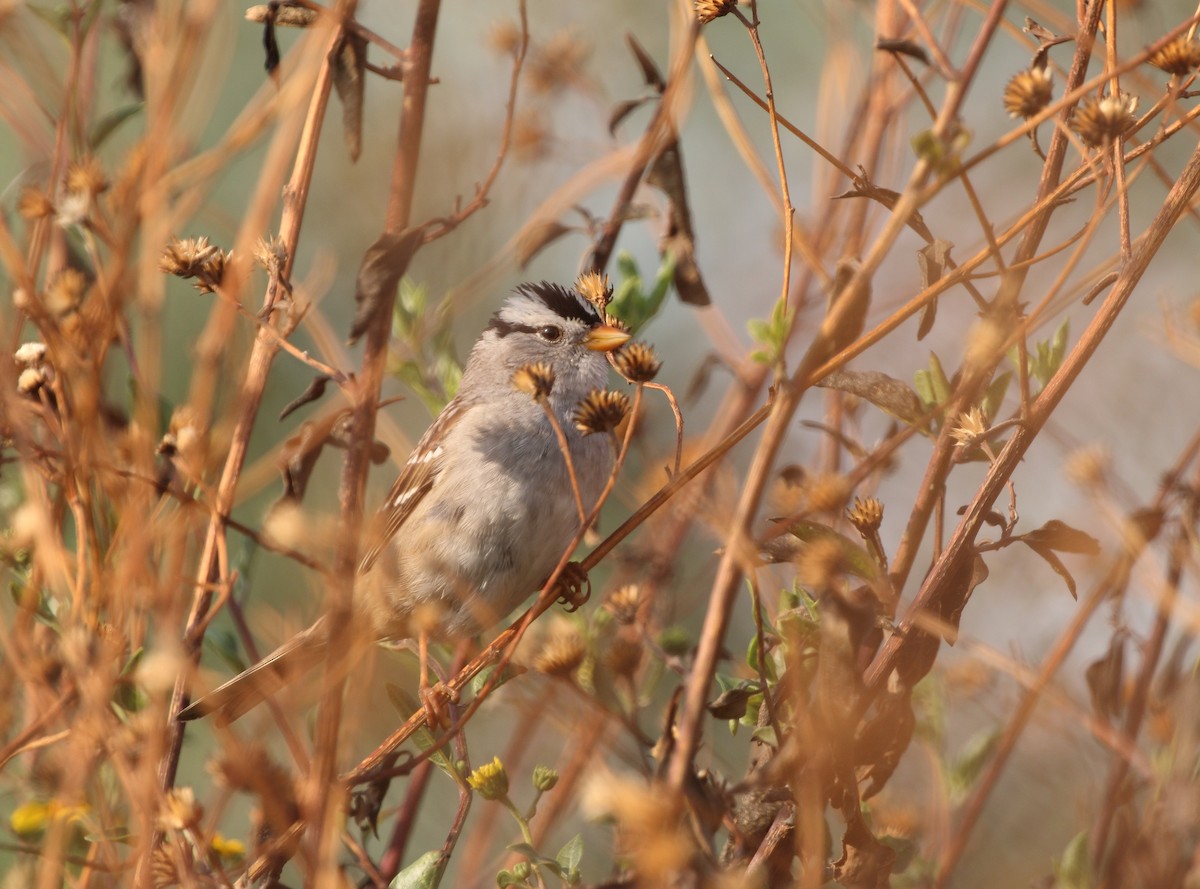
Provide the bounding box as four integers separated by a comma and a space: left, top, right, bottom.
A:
2, 0, 1200, 887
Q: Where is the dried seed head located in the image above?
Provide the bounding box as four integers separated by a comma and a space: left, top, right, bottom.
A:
244, 3, 318, 25
14, 342, 48, 367
45, 267, 88, 315
17, 187, 54, 220
467, 756, 509, 801
534, 630, 586, 677
17, 366, 47, 396
512, 111, 552, 162
149, 846, 178, 889
795, 536, 848, 589
1003, 67, 1053, 119
612, 342, 661, 383
160, 236, 228, 292
575, 271, 612, 310
847, 496, 884, 535
527, 29, 590, 95
1148, 36, 1200, 76
511, 361, 556, 400
695, 0, 737, 24
604, 631, 643, 678
606, 584, 641, 625
949, 406, 987, 447
487, 20, 523, 57
805, 472, 852, 515
158, 787, 201, 831
1064, 443, 1110, 489
1071, 91, 1138, 148
574, 389, 630, 435
253, 234, 288, 275
65, 156, 108, 198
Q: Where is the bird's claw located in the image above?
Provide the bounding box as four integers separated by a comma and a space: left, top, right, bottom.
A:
419, 681, 458, 730
554, 562, 592, 612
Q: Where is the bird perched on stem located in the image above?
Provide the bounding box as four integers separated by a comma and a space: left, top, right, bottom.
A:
179, 281, 631, 725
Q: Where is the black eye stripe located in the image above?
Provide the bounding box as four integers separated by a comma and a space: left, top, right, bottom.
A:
487, 319, 539, 338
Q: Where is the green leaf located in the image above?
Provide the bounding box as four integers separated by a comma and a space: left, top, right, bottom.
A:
784, 521, 879, 580
89, 103, 144, 150
980, 371, 1011, 424
390, 850, 446, 889
1052, 831, 1091, 889
926, 352, 951, 405
384, 684, 458, 779
947, 727, 1001, 802
751, 724, 779, 747
506, 842, 539, 860
556, 833, 583, 882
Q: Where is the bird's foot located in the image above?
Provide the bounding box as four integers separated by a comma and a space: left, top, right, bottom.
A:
419, 681, 459, 730
554, 562, 592, 612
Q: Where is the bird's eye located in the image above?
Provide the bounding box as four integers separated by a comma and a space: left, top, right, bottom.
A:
538, 325, 563, 342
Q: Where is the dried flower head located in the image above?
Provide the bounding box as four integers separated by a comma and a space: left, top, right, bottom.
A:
511, 361, 556, 400
487, 19, 523, 57
17, 187, 54, 220
160, 236, 228, 292
612, 342, 661, 383
1064, 443, 1110, 489
44, 267, 88, 315
527, 29, 590, 95
949, 406, 987, 447
17, 366, 48, 396
1003, 67, 1053, 119
1071, 91, 1139, 148
606, 584, 641, 625
14, 342, 48, 367
244, 4, 318, 25
64, 156, 108, 198
512, 111, 552, 162
575, 271, 612, 310
253, 234, 288, 275
467, 756, 510, 801
158, 787, 201, 831
795, 536, 848, 589
1148, 36, 1200, 76
534, 630, 586, 677
695, 0, 737, 24
604, 631, 643, 678
847, 496, 884, 535
574, 389, 630, 435
805, 472, 852, 515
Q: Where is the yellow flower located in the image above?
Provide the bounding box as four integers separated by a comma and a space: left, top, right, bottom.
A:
467, 756, 510, 801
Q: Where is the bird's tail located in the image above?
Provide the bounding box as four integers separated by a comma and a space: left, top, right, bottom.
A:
178, 618, 331, 724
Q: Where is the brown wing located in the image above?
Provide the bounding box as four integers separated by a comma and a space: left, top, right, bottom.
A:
357, 397, 470, 574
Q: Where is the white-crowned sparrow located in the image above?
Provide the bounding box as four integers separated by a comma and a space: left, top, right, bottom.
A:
179, 282, 630, 722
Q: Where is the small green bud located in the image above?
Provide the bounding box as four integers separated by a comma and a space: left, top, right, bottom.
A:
512, 861, 531, 880
659, 625, 691, 657
532, 765, 559, 792
467, 756, 509, 801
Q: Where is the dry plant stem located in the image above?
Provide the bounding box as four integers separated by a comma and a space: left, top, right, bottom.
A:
538, 400, 586, 522
312, 0, 440, 877
588, 21, 699, 273
933, 428, 1200, 889
158, 11, 345, 795
423, 0, 527, 242
379, 758, 434, 880
869, 118, 1200, 695
1090, 471, 1200, 873
732, 5, 797, 321
666, 0, 1009, 794
884, 0, 1106, 596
